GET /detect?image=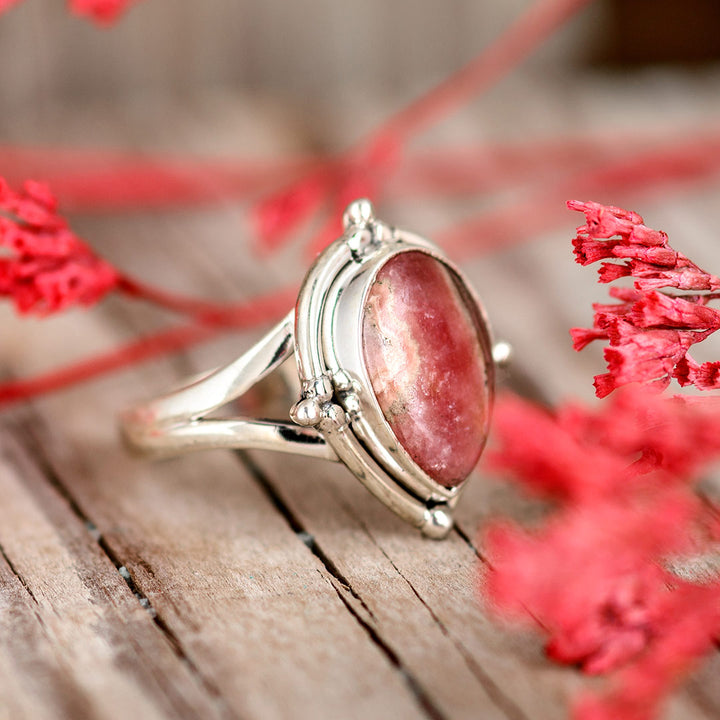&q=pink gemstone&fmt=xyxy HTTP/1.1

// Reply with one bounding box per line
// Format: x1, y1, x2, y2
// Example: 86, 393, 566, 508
362, 251, 489, 488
